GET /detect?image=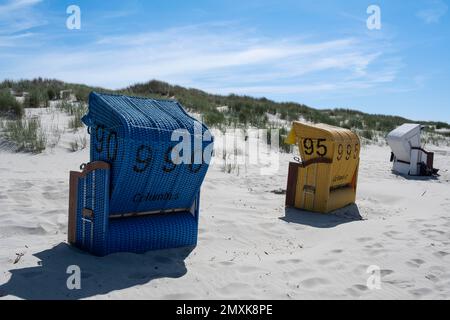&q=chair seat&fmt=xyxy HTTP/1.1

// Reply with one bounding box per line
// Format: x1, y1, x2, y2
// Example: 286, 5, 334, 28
104, 212, 198, 255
